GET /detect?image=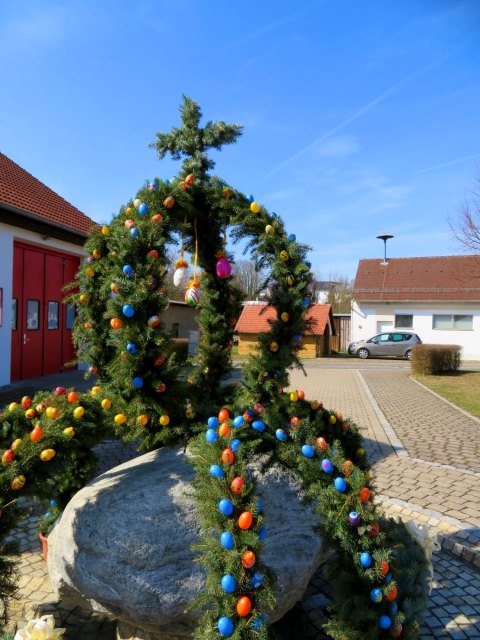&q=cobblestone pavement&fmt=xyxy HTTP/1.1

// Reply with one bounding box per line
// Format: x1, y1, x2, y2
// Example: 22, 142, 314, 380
2, 362, 480, 638
289, 363, 480, 639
